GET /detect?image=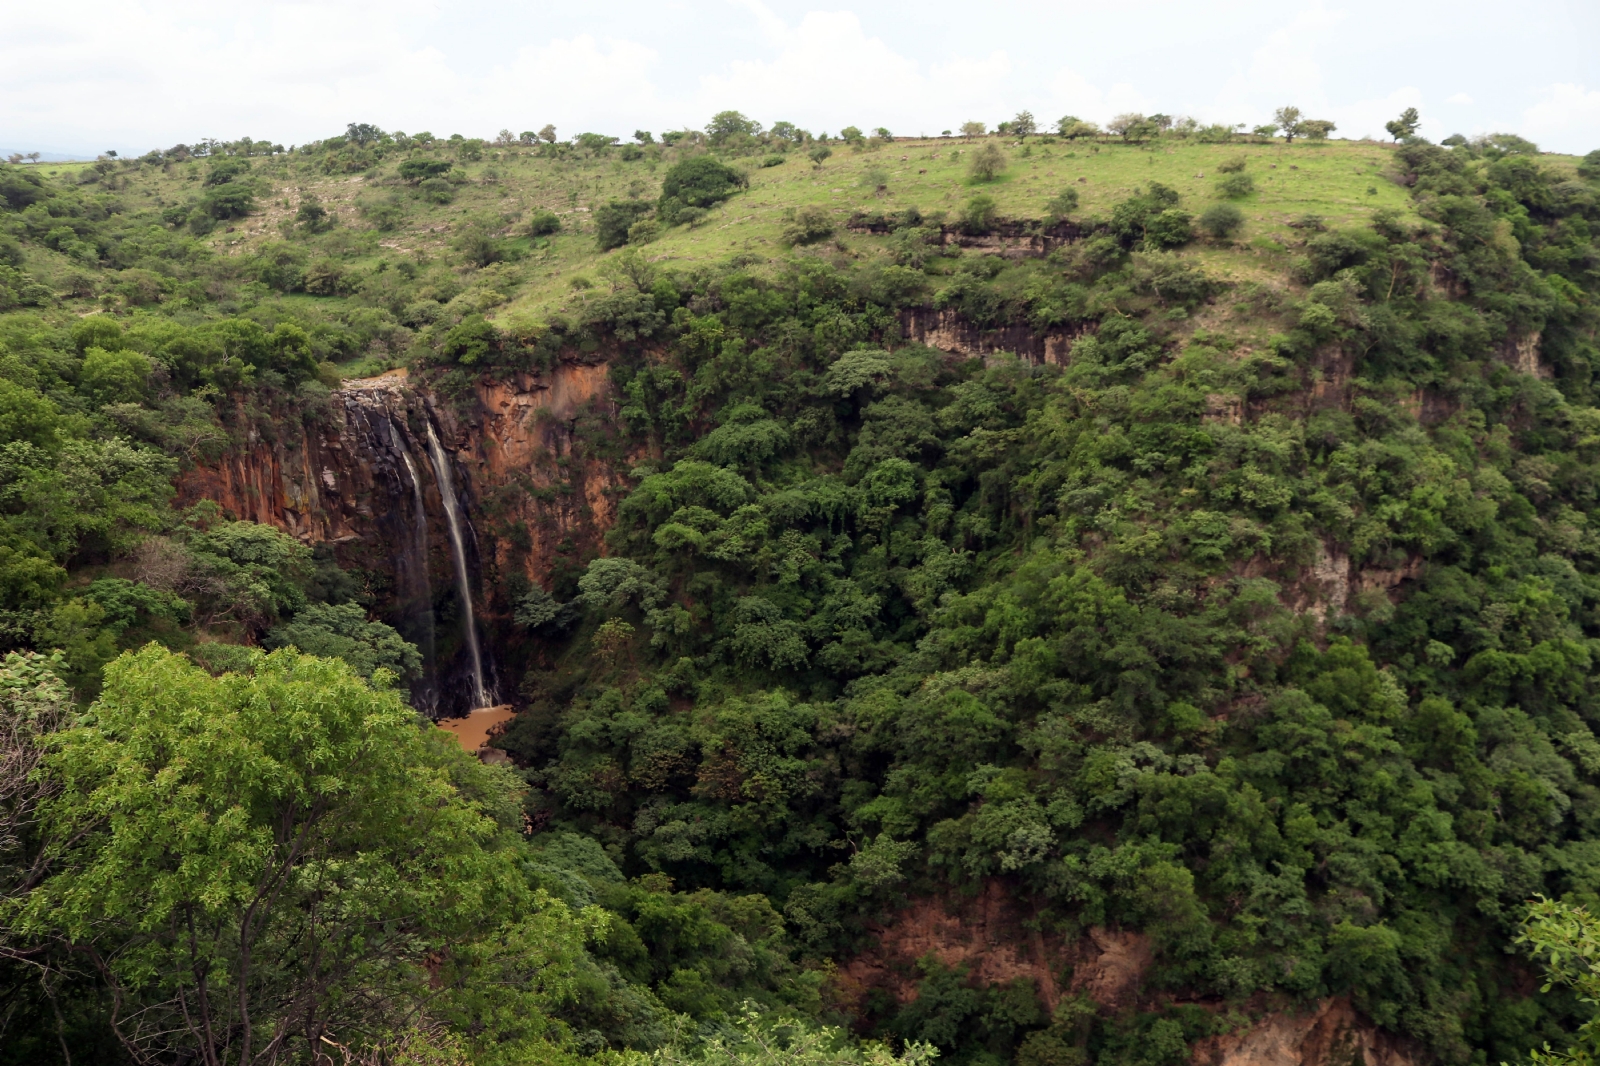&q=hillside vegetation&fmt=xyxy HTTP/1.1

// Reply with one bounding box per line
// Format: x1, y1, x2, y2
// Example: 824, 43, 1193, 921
4, 114, 1600, 1066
